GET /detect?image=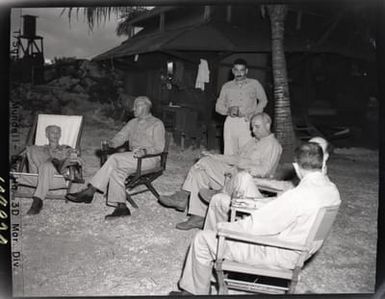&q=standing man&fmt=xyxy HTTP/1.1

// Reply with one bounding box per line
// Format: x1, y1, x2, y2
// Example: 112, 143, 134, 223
216, 58, 268, 155
66, 96, 165, 220
170, 142, 341, 295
